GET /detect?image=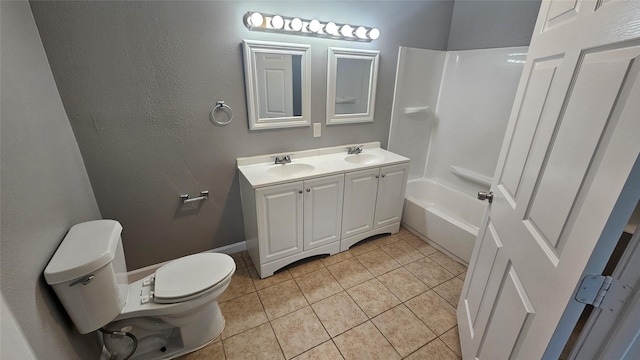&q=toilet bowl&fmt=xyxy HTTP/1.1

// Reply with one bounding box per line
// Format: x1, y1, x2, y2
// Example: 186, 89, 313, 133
44, 220, 236, 360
